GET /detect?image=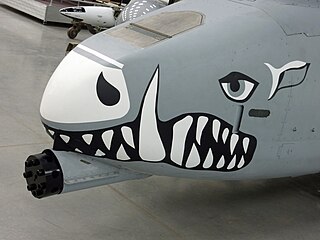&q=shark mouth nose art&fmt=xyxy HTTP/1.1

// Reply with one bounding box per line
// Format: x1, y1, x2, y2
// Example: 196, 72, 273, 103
46, 67, 257, 172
